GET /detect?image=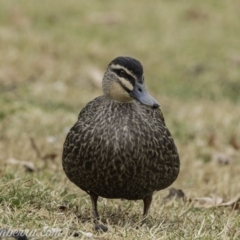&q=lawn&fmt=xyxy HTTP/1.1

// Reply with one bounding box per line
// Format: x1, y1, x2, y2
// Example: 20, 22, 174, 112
0, 0, 240, 239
